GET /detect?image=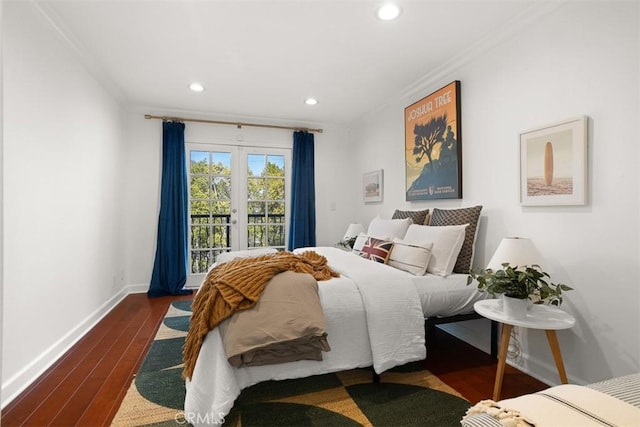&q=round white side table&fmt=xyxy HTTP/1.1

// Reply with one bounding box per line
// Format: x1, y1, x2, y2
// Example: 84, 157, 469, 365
474, 299, 576, 400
